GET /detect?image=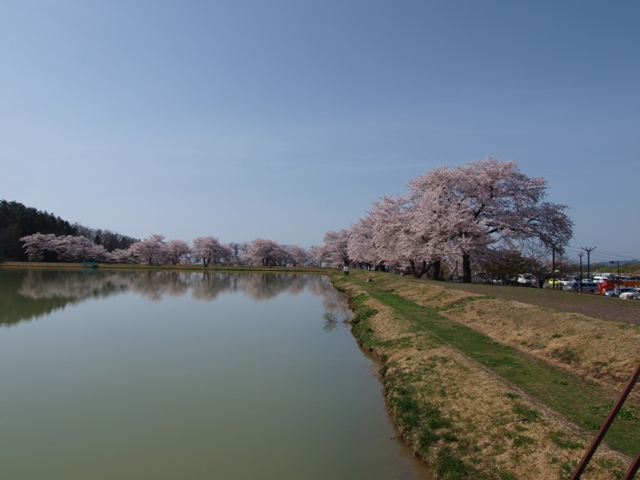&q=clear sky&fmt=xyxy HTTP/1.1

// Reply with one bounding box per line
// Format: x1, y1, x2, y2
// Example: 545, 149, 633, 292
2, 0, 639, 264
